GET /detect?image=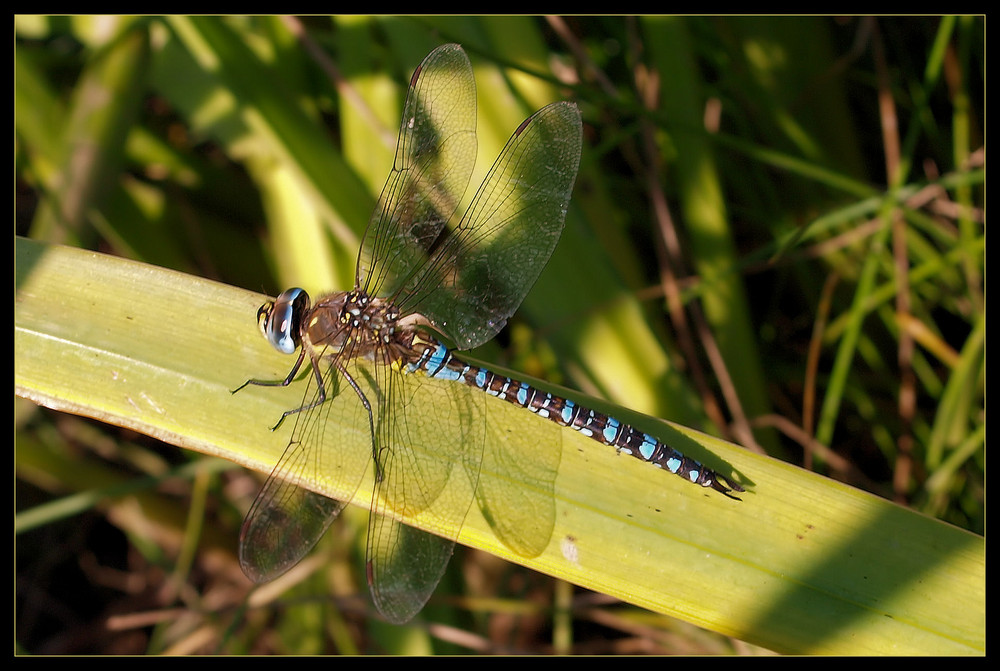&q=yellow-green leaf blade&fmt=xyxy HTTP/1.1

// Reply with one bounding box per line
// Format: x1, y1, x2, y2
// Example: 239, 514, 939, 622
15, 237, 984, 654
